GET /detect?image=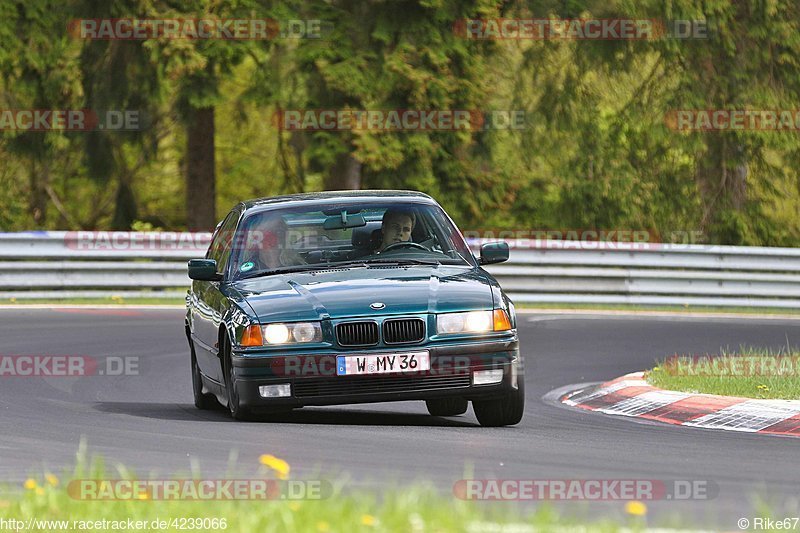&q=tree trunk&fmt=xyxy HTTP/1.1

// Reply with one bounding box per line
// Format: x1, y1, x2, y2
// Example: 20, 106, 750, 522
111, 152, 138, 230
112, 180, 138, 230
325, 151, 362, 190
697, 135, 749, 242
185, 107, 216, 230
28, 159, 48, 225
